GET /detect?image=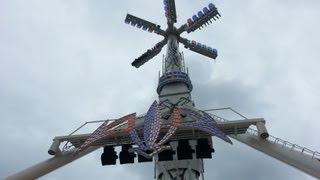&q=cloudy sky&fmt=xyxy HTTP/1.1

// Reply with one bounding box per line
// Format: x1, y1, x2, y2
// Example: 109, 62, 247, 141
1, 0, 320, 179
